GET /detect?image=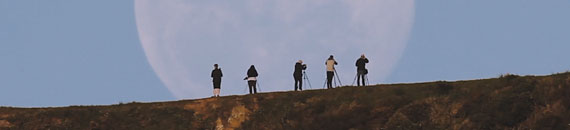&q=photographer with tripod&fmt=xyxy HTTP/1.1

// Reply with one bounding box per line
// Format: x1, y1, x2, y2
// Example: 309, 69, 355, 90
355, 54, 369, 86
244, 65, 259, 94
325, 55, 338, 89
293, 60, 307, 91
